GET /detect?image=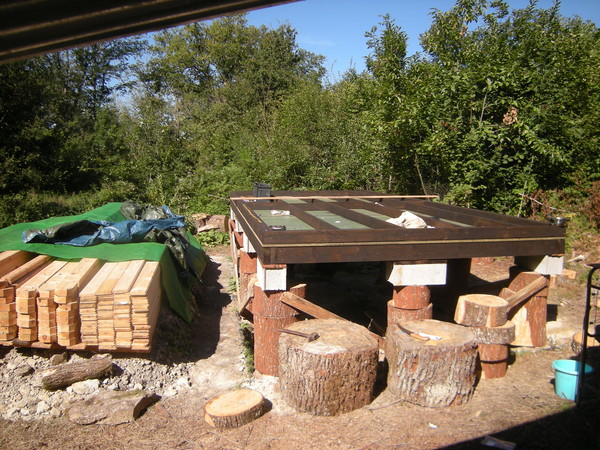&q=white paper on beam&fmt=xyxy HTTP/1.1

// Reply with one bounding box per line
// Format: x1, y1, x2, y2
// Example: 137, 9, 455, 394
257, 259, 287, 291
515, 255, 564, 276
386, 262, 447, 286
